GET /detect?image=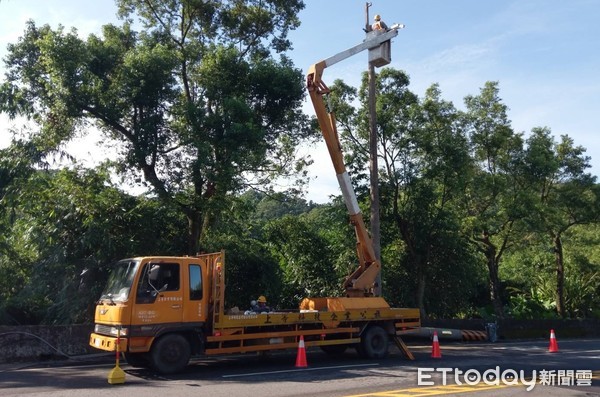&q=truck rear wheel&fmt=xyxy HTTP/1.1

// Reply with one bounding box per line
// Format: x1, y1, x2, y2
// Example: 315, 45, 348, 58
150, 334, 191, 374
357, 325, 389, 359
